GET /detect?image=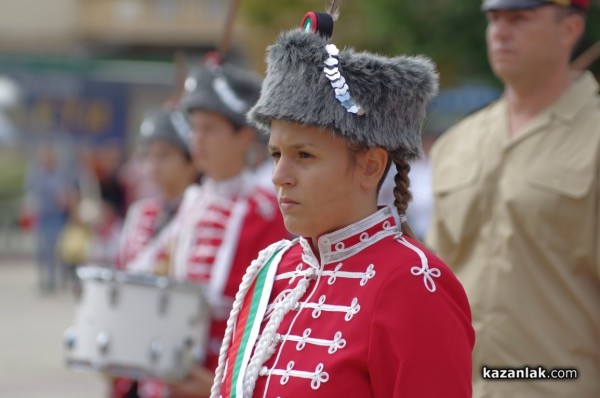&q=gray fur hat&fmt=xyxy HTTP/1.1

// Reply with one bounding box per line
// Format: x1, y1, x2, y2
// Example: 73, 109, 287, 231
181, 59, 263, 129
139, 107, 192, 158
248, 28, 439, 160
